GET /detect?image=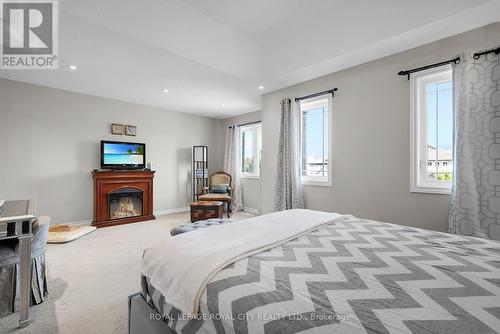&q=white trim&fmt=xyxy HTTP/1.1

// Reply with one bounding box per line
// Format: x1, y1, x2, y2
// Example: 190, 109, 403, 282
240, 123, 262, 178
241, 175, 259, 180
299, 94, 333, 186
243, 207, 259, 214
154, 207, 190, 216
410, 65, 452, 195
302, 180, 332, 187
410, 186, 451, 195
58, 219, 92, 226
